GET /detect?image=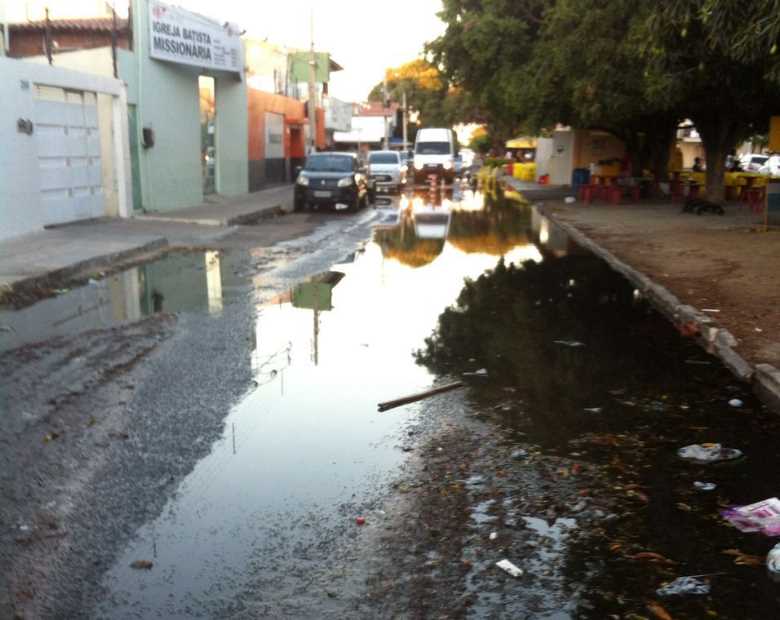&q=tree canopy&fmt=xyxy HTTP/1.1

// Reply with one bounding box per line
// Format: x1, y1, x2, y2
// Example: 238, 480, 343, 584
428, 0, 780, 199
367, 59, 468, 128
